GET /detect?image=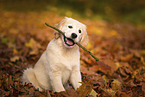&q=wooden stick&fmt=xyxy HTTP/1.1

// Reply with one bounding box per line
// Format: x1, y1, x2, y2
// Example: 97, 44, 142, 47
45, 23, 99, 61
